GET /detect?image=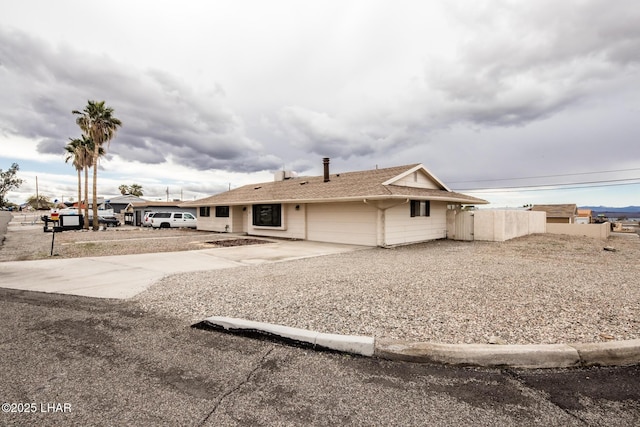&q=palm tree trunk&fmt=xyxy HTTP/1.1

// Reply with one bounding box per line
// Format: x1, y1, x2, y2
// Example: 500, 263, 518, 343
92, 147, 99, 230
76, 168, 81, 216
84, 166, 90, 230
